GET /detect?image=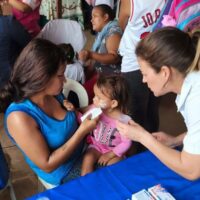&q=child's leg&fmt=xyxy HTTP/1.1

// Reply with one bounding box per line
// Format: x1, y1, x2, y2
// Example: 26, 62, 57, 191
81, 148, 101, 176
107, 156, 124, 166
